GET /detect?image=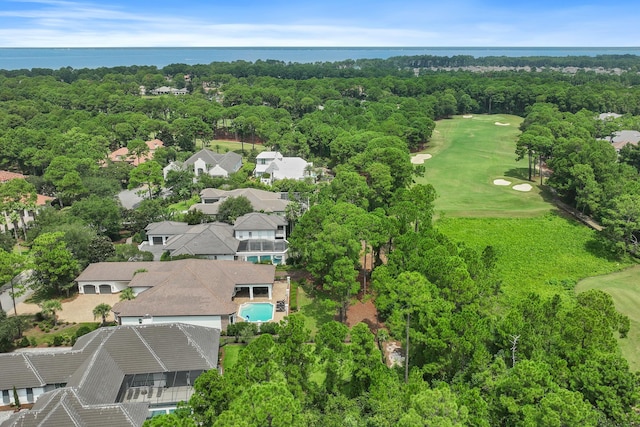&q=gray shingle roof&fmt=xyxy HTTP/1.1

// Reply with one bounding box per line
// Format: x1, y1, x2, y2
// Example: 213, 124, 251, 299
234, 212, 287, 231
0, 388, 148, 427
0, 323, 220, 401
164, 223, 238, 256
195, 188, 290, 214
183, 149, 242, 174
145, 221, 192, 235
